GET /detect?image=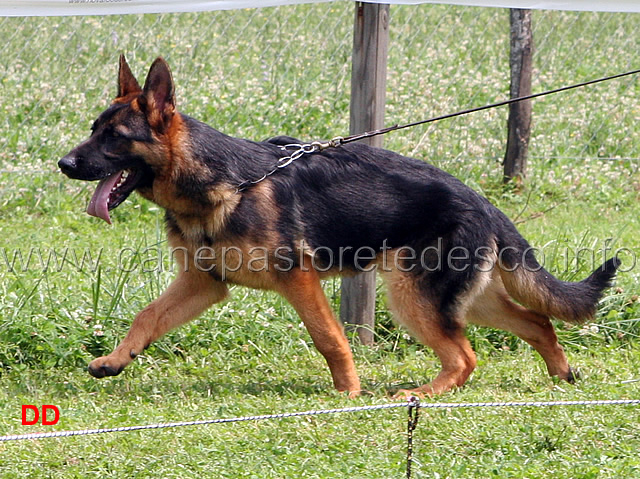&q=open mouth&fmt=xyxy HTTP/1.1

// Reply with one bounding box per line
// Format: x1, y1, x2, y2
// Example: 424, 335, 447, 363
87, 168, 143, 224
